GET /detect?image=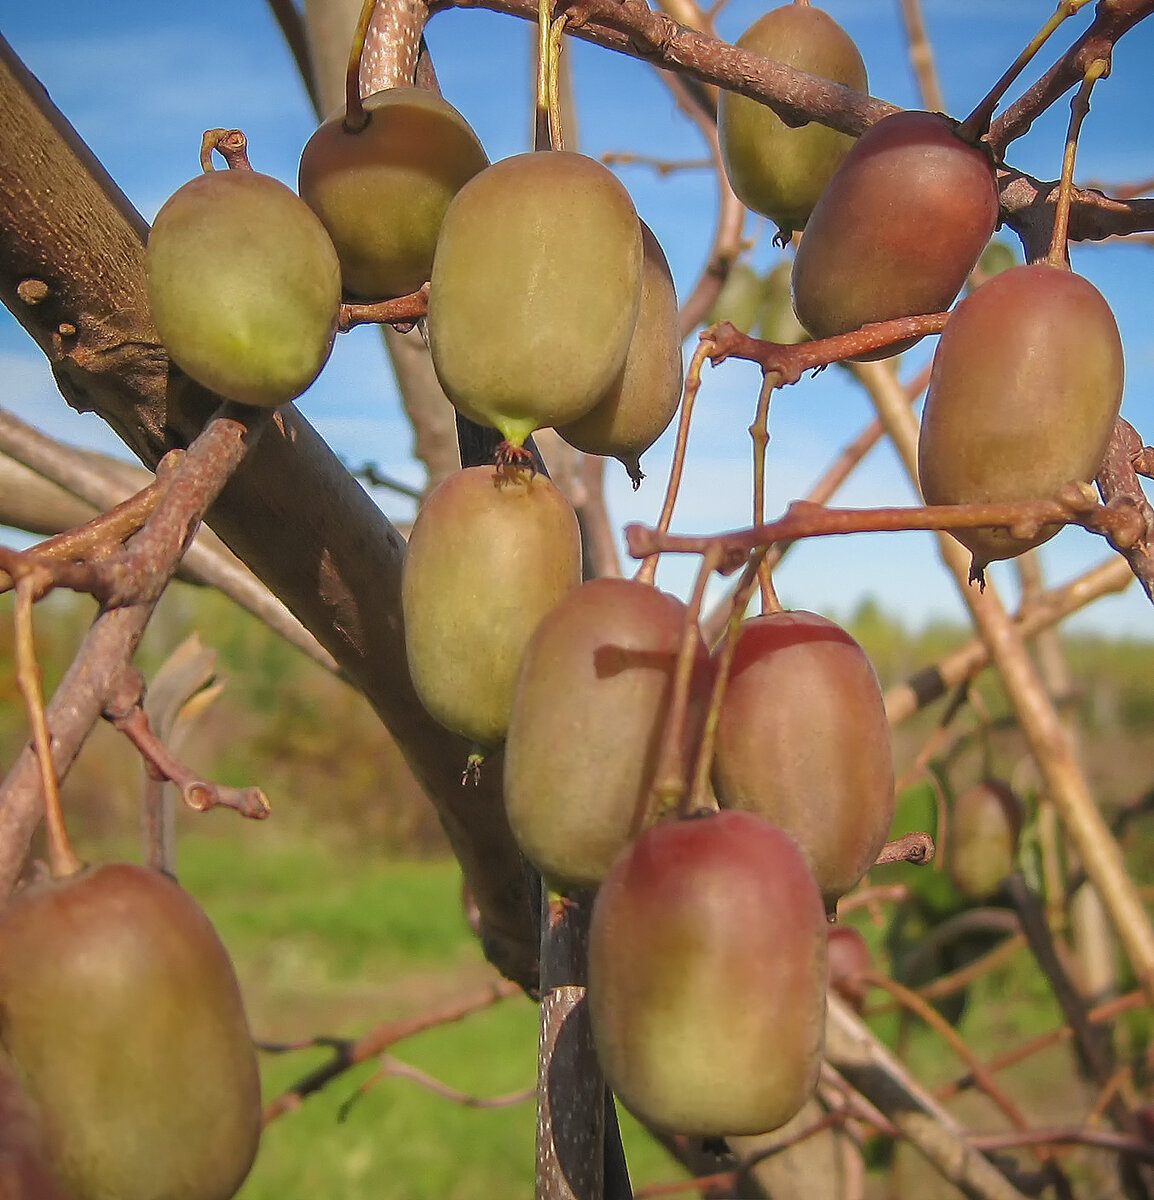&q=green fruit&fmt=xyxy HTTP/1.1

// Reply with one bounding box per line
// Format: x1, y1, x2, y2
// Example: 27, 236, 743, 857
758, 260, 809, 345
949, 780, 1024, 901
718, 2, 867, 237
0, 863, 261, 1200
589, 809, 828, 1136
148, 168, 341, 406
791, 110, 999, 359
402, 464, 582, 749
556, 223, 683, 484
298, 87, 488, 299
428, 151, 644, 447
712, 611, 895, 909
706, 261, 765, 334
504, 578, 711, 892
917, 263, 1124, 570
